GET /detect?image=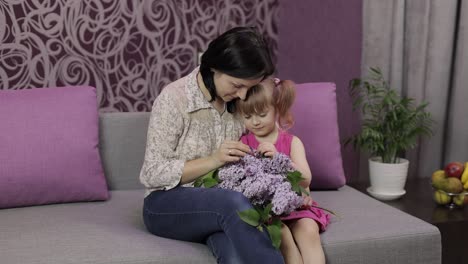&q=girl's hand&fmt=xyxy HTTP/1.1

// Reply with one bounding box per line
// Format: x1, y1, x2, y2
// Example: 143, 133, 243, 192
257, 142, 277, 157
210, 140, 251, 167
302, 193, 313, 207
291, 161, 298, 170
